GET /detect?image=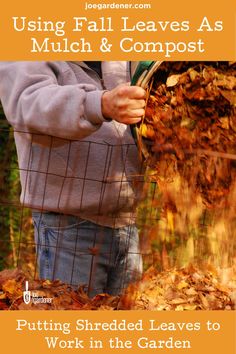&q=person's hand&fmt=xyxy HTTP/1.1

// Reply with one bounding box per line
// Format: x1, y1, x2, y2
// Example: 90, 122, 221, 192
101, 83, 146, 125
